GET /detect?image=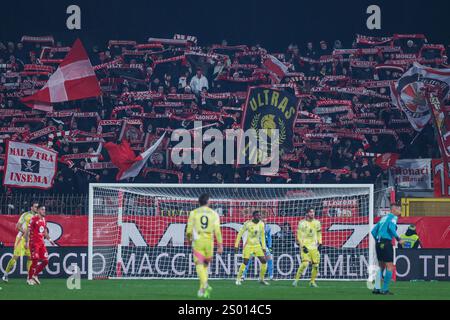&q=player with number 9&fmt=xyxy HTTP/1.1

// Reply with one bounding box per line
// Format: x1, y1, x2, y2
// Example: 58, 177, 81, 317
186, 193, 223, 298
